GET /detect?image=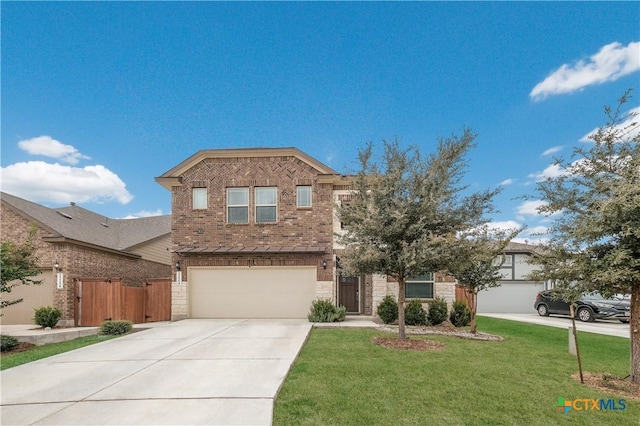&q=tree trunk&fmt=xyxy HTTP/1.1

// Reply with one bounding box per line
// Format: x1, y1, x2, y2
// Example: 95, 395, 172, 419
631, 284, 640, 383
470, 290, 478, 334
398, 277, 406, 340
569, 304, 584, 384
